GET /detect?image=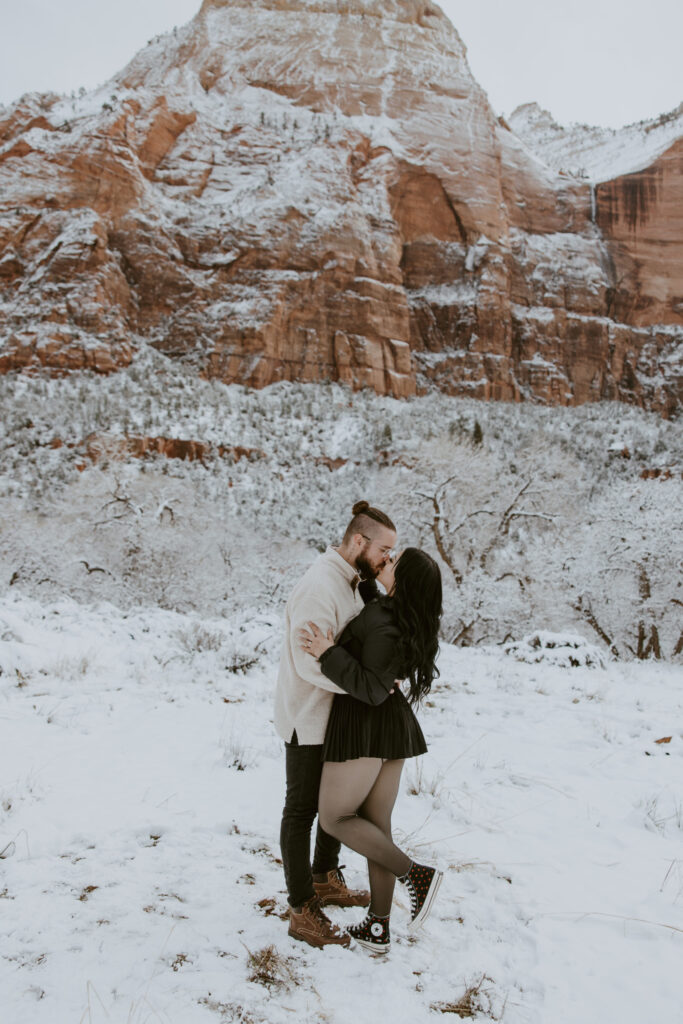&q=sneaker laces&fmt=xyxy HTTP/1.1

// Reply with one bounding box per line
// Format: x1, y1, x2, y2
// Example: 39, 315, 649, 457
349, 913, 389, 941
347, 914, 368, 935
401, 867, 419, 915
